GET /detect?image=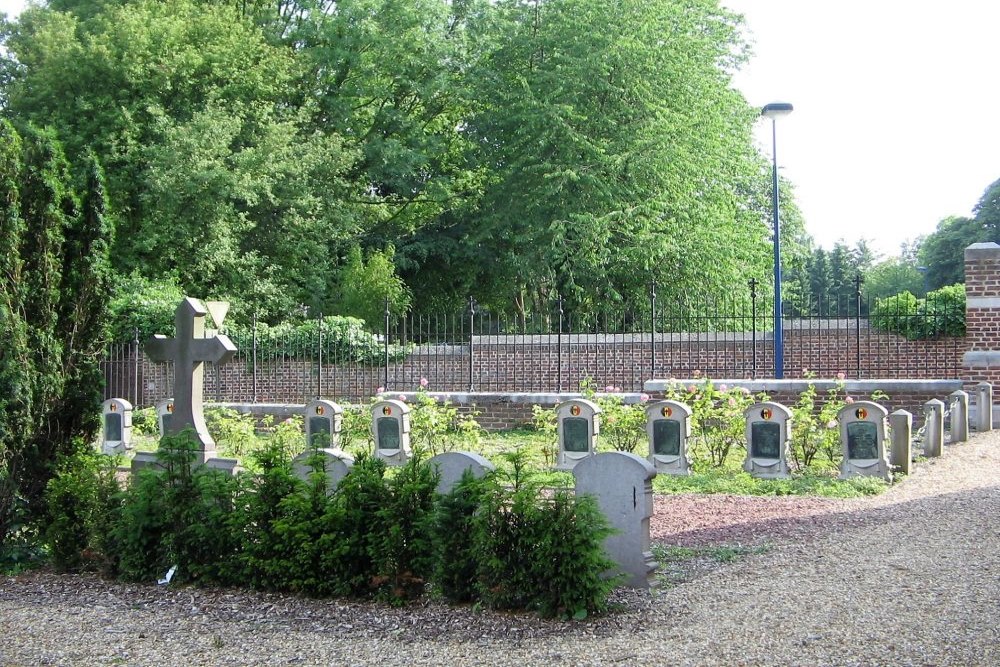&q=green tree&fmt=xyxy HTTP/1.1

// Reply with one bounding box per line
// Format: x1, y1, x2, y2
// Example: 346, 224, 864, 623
918, 215, 985, 290
332, 244, 412, 328
0, 123, 113, 548
975, 177, 1000, 241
